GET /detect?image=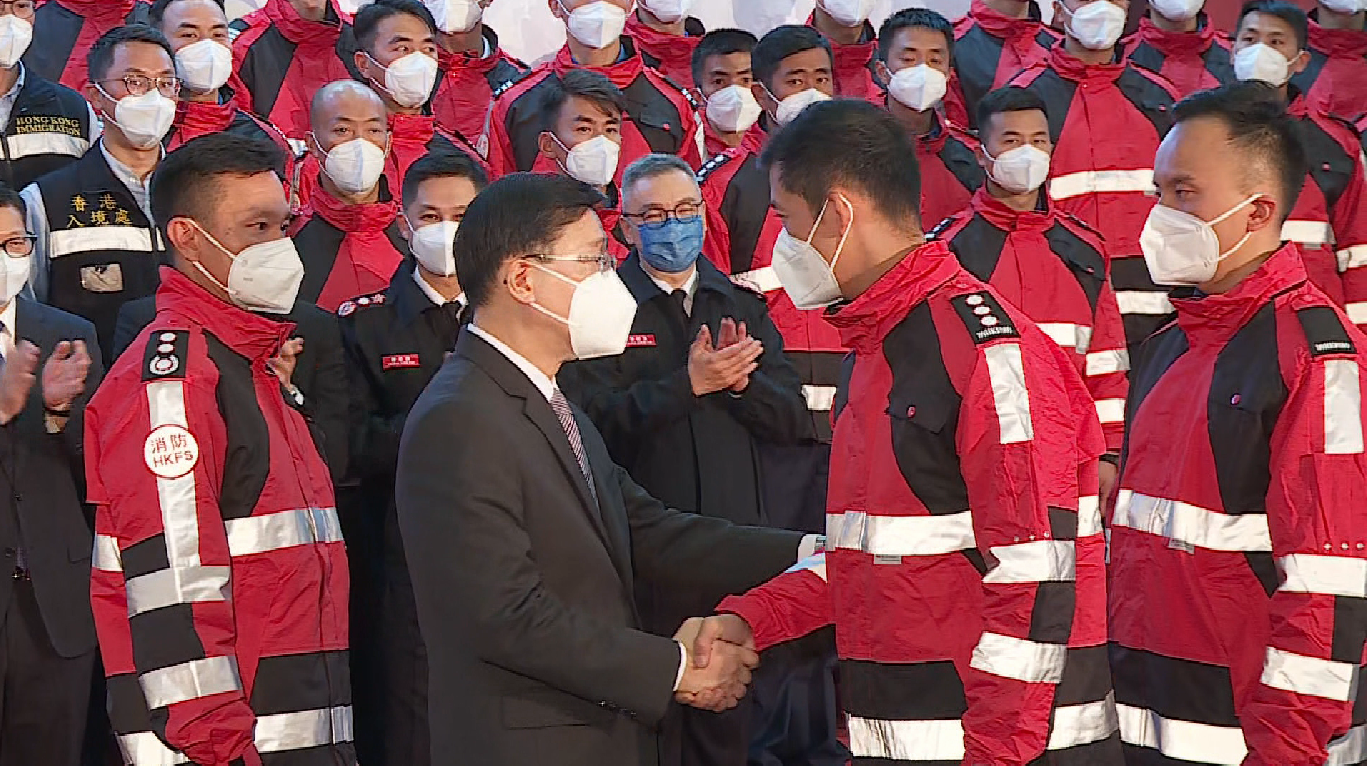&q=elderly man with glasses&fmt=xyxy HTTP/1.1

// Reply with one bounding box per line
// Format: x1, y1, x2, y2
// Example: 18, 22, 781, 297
20, 24, 177, 360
